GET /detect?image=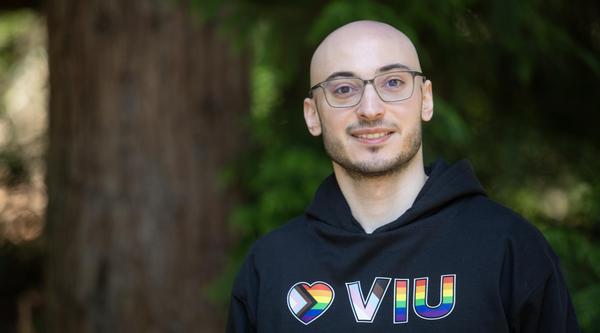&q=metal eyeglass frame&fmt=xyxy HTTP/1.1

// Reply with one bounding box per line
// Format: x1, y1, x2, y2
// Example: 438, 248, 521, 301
308, 70, 426, 108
